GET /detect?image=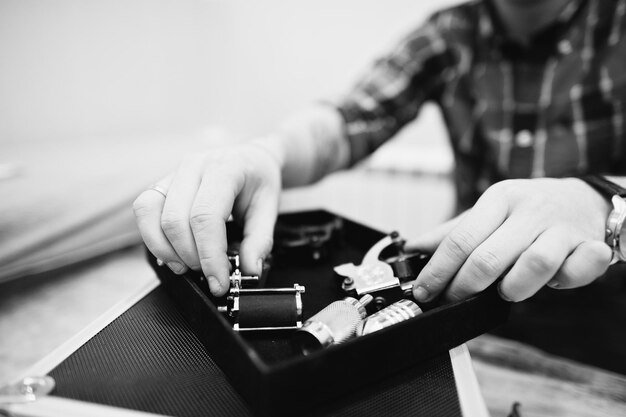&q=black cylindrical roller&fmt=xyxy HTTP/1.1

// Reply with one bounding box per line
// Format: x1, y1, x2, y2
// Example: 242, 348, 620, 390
238, 293, 299, 329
